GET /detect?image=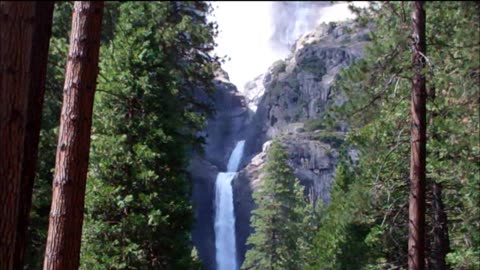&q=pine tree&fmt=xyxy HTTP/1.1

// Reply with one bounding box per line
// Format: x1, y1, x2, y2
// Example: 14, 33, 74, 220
310, 1, 479, 269
242, 140, 309, 270
24, 2, 121, 268
408, 2, 427, 269
14, 3, 55, 268
0, 2, 36, 269
79, 2, 218, 269
43, 2, 104, 269
308, 159, 374, 270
